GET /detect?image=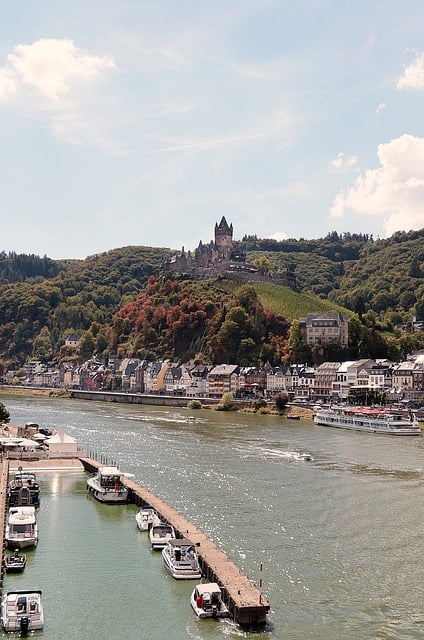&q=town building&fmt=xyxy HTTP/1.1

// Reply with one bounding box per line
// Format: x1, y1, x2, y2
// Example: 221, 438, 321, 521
299, 312, 349, 348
